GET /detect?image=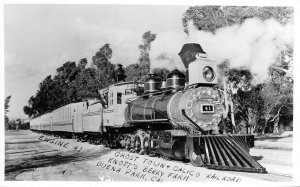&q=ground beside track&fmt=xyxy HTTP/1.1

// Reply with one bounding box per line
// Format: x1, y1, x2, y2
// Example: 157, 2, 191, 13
4, 130, 293, 182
